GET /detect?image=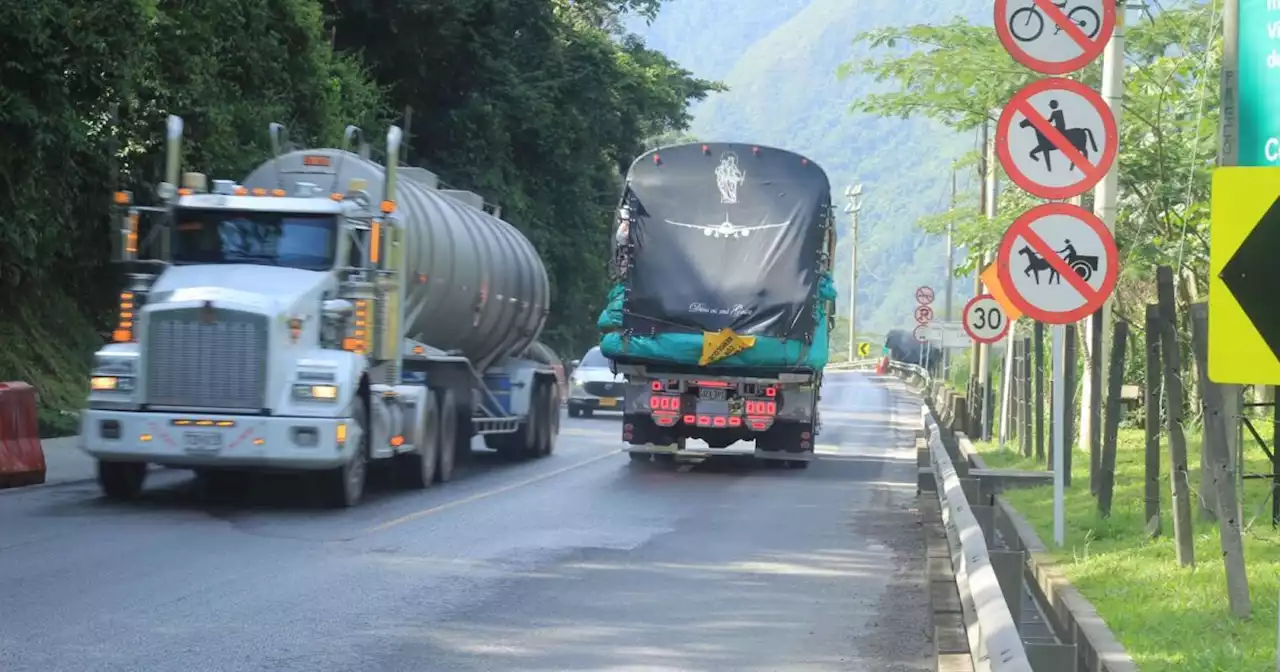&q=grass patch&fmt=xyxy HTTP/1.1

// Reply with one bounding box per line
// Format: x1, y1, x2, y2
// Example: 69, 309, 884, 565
973, 428, 1280, 671
0, 290, 100, 437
